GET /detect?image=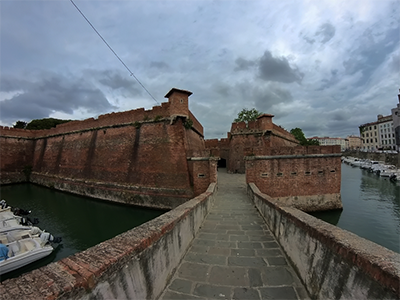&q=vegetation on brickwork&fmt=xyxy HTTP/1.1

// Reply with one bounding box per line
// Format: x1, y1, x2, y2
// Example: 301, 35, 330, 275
143, 115, 149, 121
290, 128, 320, 146
234, 108, 263, 123
23, 165, 32, 181
184, 118, 193, 129
133, 121, 141, 128
16, 118, 72, 130
154, 115, 163, 122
